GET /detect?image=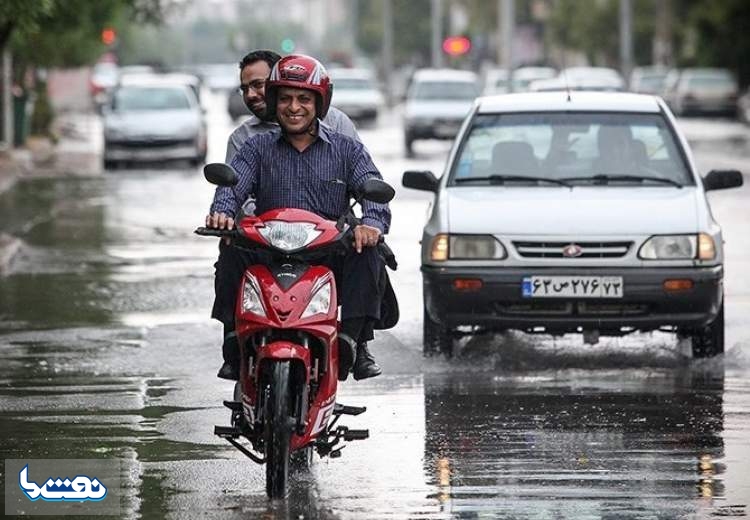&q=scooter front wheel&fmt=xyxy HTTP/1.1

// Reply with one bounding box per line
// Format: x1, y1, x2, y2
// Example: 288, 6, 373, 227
264, 361, 293, 499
